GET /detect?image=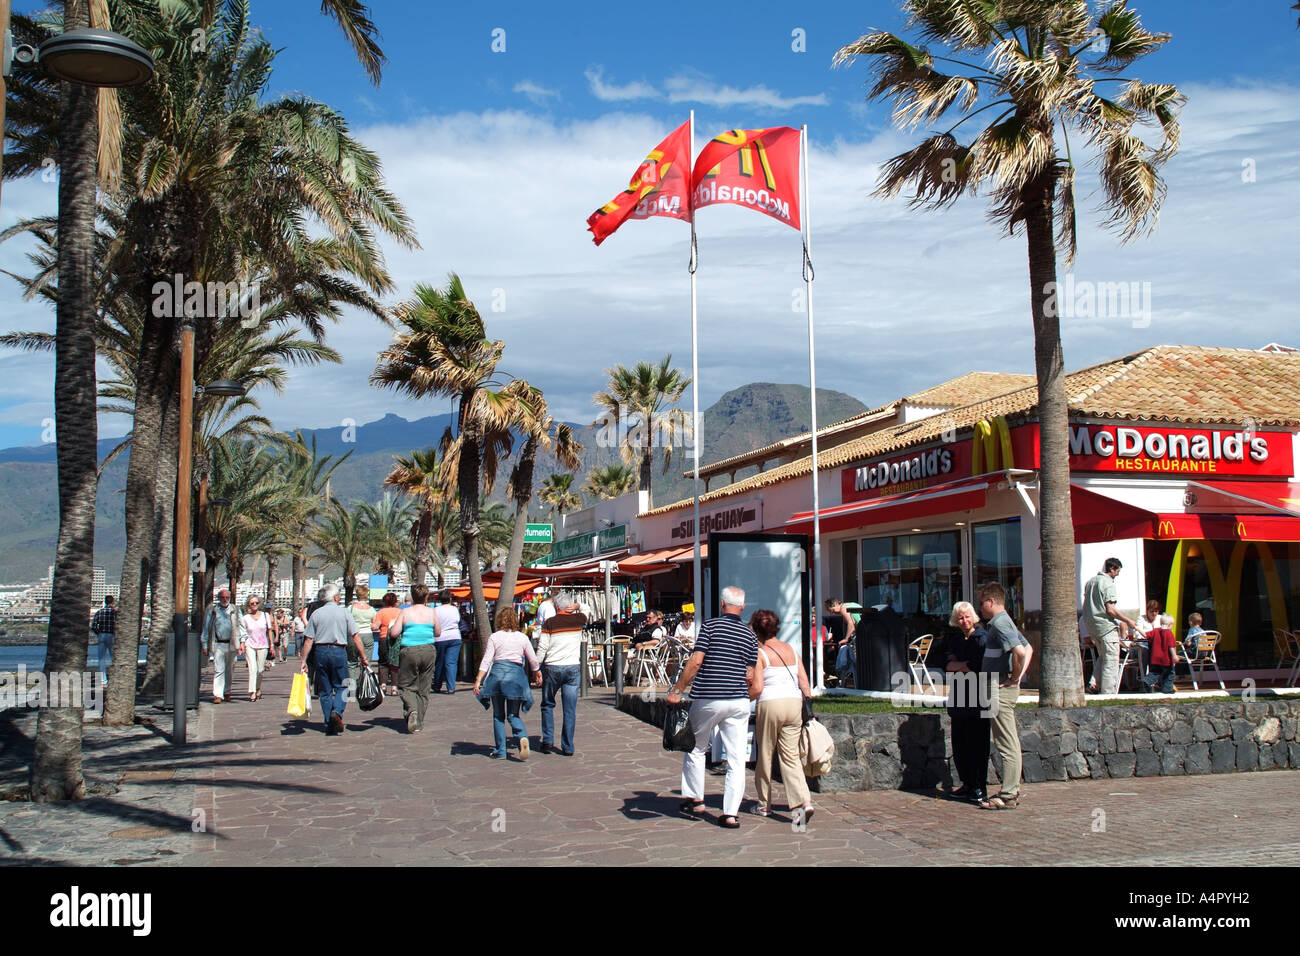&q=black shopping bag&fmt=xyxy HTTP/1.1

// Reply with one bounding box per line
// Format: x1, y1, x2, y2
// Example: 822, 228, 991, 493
662, 701, 695, 752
